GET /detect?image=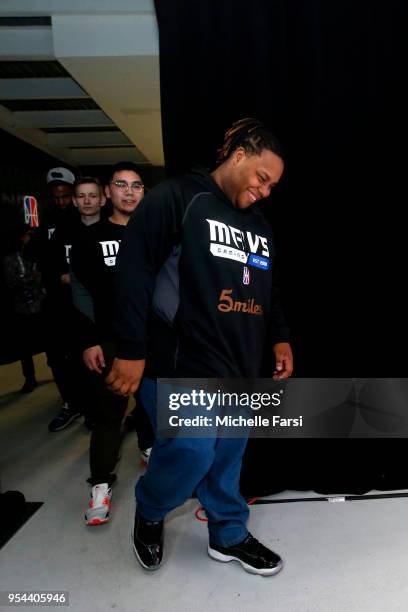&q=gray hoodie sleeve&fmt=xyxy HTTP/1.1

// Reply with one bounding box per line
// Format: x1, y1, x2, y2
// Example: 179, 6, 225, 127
113, 180, 186, 360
